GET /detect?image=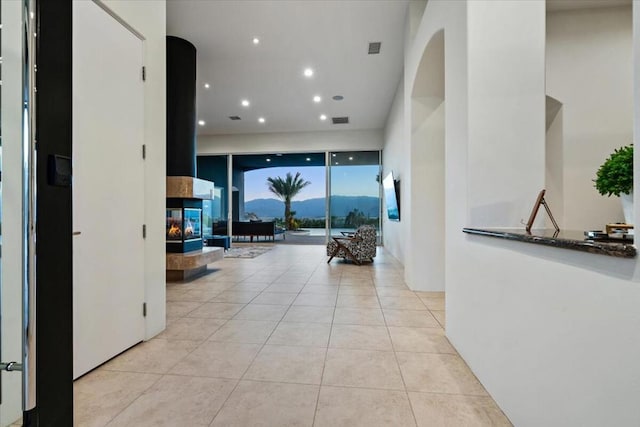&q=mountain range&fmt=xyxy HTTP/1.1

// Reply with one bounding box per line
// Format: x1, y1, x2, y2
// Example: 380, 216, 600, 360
245, 196, 379, 219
